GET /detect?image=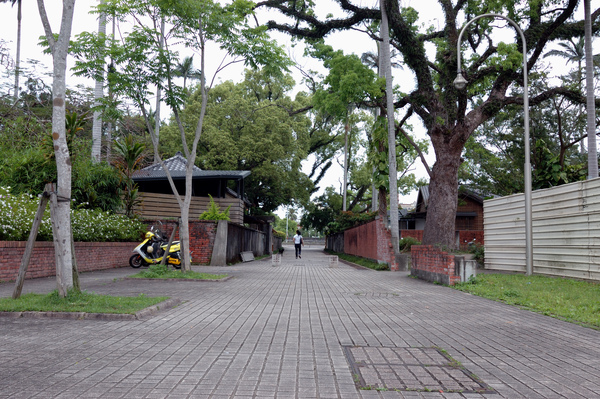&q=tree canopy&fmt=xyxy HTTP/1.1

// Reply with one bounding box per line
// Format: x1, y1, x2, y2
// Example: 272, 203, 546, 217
258, 0, 600, 247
